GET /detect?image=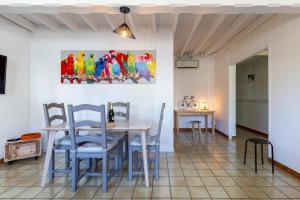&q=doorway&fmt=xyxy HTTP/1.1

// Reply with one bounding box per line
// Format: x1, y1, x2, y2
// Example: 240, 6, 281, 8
229, 49, 269, 139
